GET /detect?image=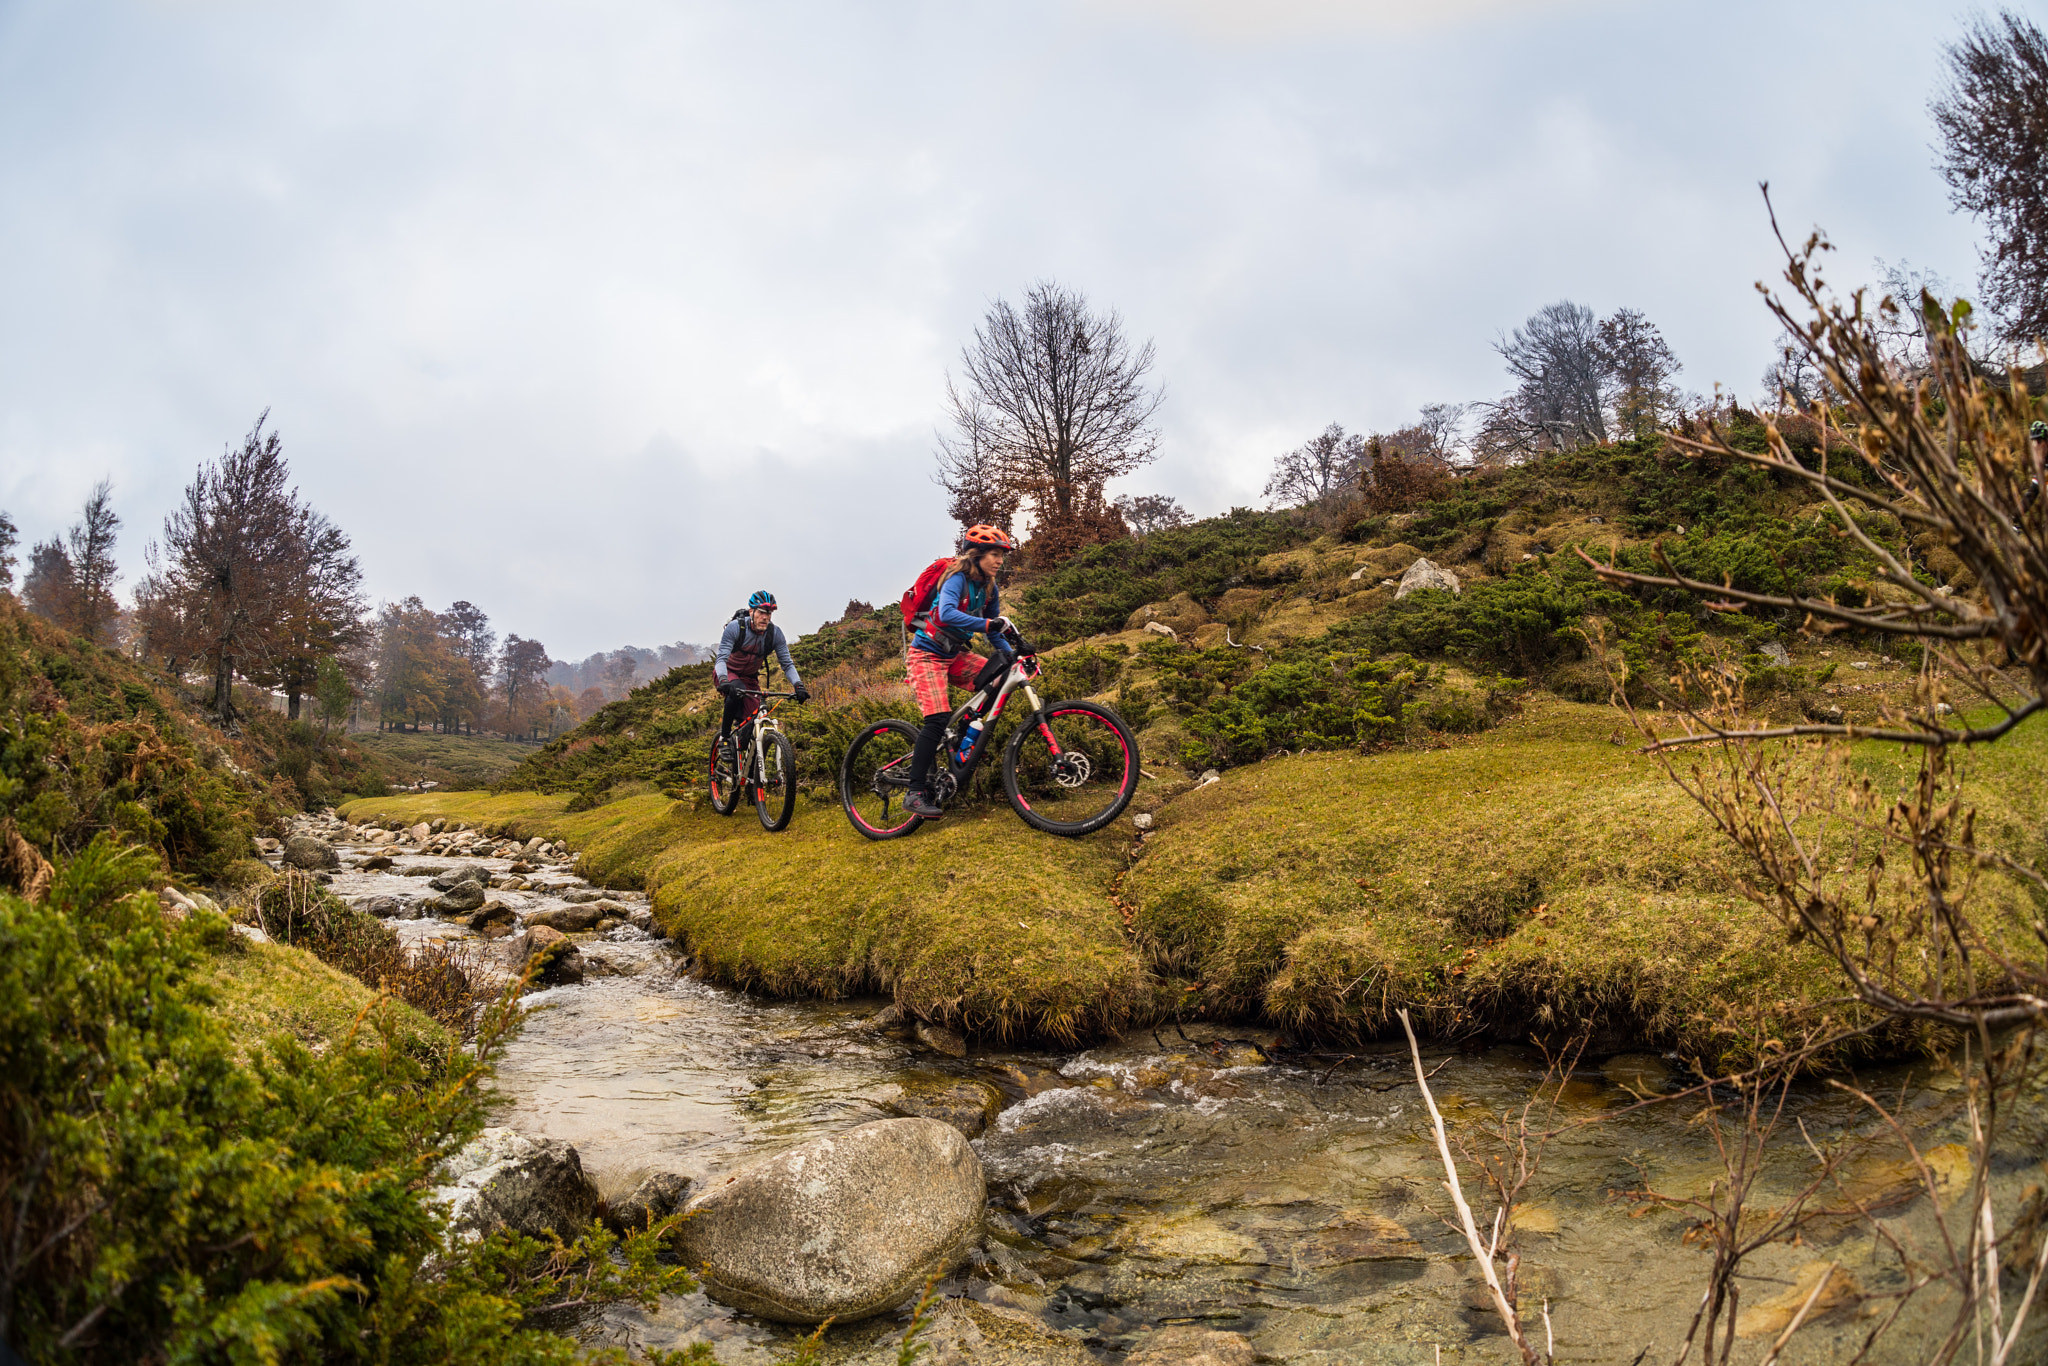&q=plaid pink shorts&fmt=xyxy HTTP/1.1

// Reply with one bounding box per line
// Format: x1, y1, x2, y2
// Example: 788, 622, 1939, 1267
906, 646, 987, 717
